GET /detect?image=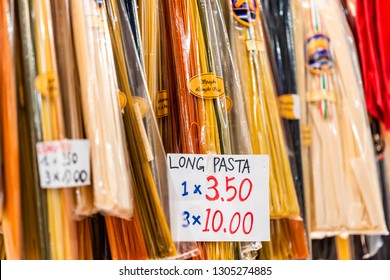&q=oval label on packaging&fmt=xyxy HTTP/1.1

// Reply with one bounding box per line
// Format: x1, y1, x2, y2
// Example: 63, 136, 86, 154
188, 73, 225, 99
305, 33, 334, 74
156, 90, 169, 118
132, 96, 149, 118
118, 91, 128, 110
34, 72, 59, 97
231, 0, 260, 27
225, 96, 233, 112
